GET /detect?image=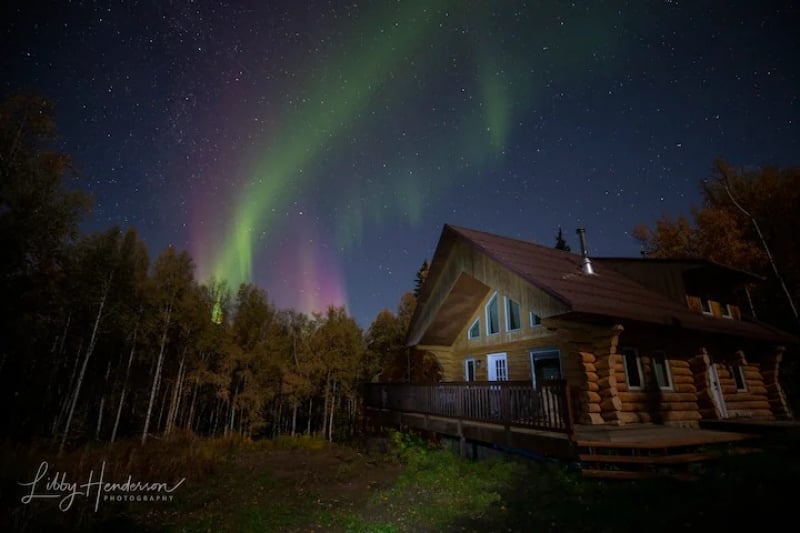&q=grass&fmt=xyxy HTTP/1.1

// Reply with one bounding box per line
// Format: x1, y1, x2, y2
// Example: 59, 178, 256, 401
2, 430, 800, 532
